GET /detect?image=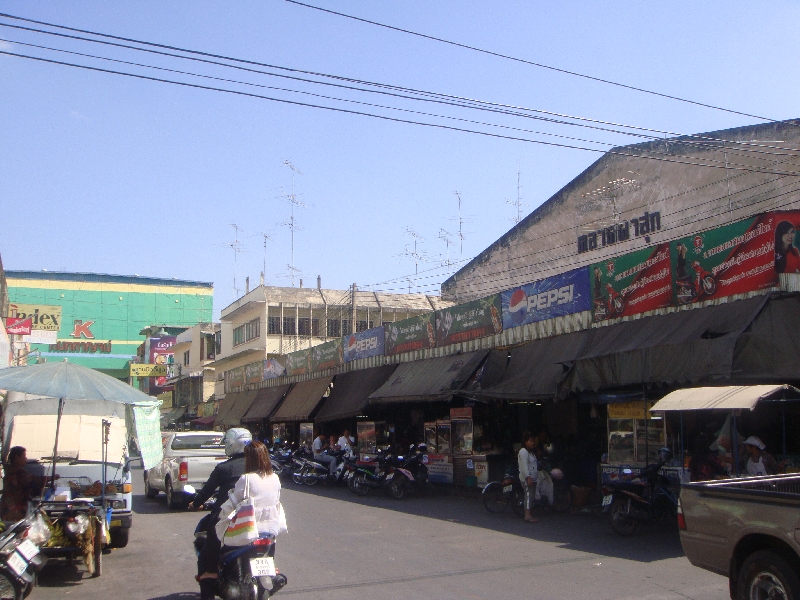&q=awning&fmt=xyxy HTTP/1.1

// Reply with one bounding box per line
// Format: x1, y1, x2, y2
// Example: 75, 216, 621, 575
368, 351, 489, 404
315, 365, 398, 423
160, 406, 187, 427
649, 385, 800, 412
559, 296, 768, 395
218, 390, 260, 428
733, 295, 800, 381
271, 377, 332, 423
192, 415, 217, 426
213, 394, 236, 427
241, 385, 292, 423
470, 330, 592, 400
